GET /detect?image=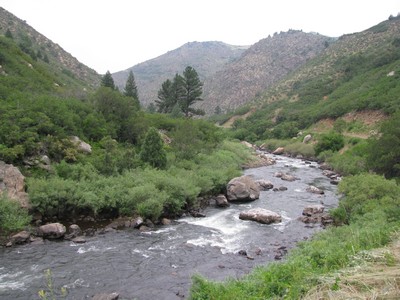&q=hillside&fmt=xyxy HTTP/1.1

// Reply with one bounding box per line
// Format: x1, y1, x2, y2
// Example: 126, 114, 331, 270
225, 15, 400, 141
200, 30, 334, 113
0, 7, 100, 94
112, 41, 247, 107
